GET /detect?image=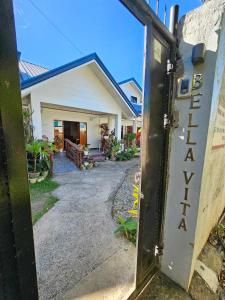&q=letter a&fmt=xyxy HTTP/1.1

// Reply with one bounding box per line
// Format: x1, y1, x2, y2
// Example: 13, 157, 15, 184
184, 148, 195, 161
178, 218, 187, 231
